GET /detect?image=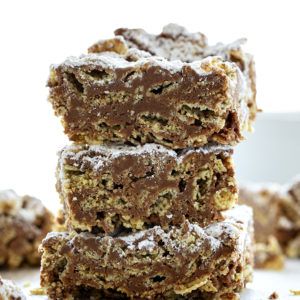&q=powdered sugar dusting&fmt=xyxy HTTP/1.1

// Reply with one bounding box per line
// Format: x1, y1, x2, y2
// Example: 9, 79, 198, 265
59, 143, 232, 175
138, 238, 156, 251
0, 189, 22, 214
115, 205, 252, 254
0, 190, 46, 223
206, 205, 253, 252
57, 50, 185, 75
